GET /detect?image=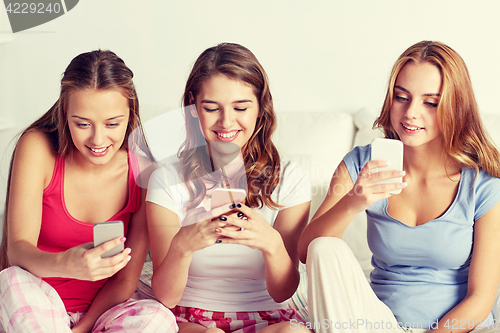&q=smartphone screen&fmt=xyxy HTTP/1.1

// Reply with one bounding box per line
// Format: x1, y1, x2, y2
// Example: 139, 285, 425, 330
93, 221, 124, 258
371, 138, 404, 194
